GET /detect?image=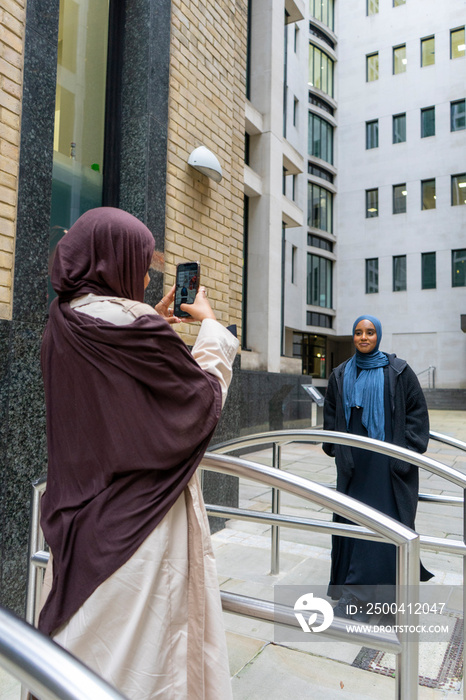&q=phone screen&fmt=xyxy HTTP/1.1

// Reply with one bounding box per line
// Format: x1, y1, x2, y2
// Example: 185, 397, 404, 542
174, 262, 200, 317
